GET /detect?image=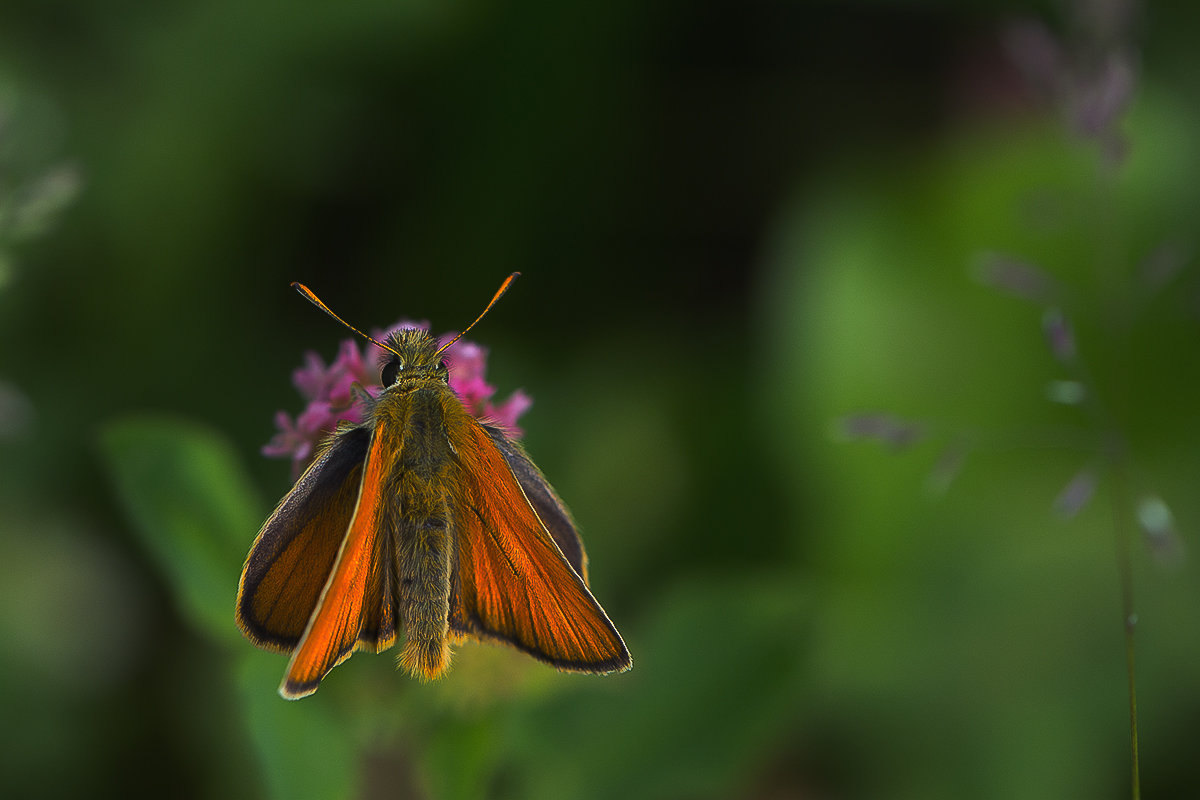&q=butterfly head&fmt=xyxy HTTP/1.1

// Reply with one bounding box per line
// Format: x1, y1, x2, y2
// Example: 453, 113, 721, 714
380, 329, 449, 388
291, 274, 519, 392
